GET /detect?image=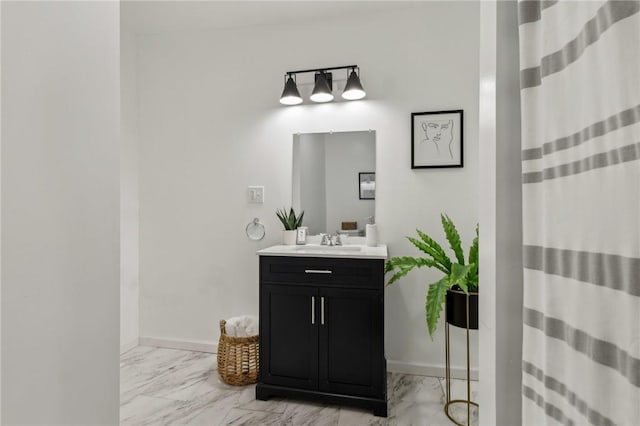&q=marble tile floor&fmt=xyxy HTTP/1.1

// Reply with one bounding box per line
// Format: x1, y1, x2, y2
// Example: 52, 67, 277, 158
121, 346, 478, 426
